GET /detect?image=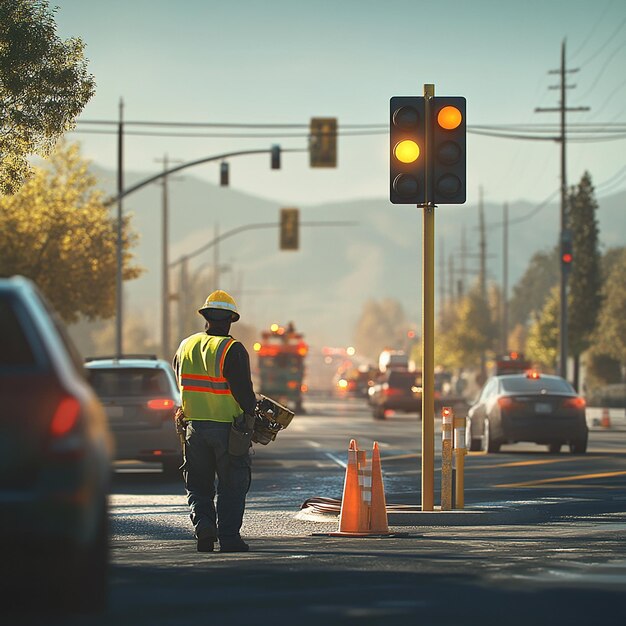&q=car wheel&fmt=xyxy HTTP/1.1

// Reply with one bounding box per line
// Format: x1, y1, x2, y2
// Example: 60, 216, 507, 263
569, 438, 587, 454
483, 419, 501, 453
548, 442, 562, 453
466, 417, 482, 452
